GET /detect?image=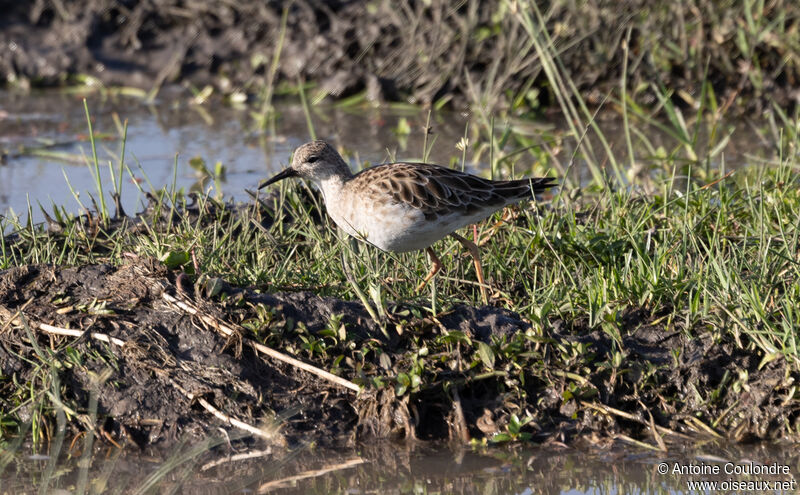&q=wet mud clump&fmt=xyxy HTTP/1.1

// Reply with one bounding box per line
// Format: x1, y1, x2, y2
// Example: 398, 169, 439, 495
1, 259, 798, 450
0, 262, 357, 449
